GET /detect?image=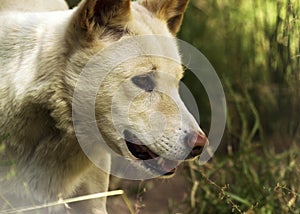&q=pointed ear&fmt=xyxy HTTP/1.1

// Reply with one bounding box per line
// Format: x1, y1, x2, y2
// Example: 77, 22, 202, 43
71, 0, 131, 40
138, 0, 189, 35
